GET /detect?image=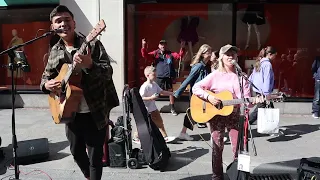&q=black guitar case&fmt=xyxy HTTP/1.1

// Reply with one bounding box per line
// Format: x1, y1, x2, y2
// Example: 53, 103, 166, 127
129, 87, 171, 171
